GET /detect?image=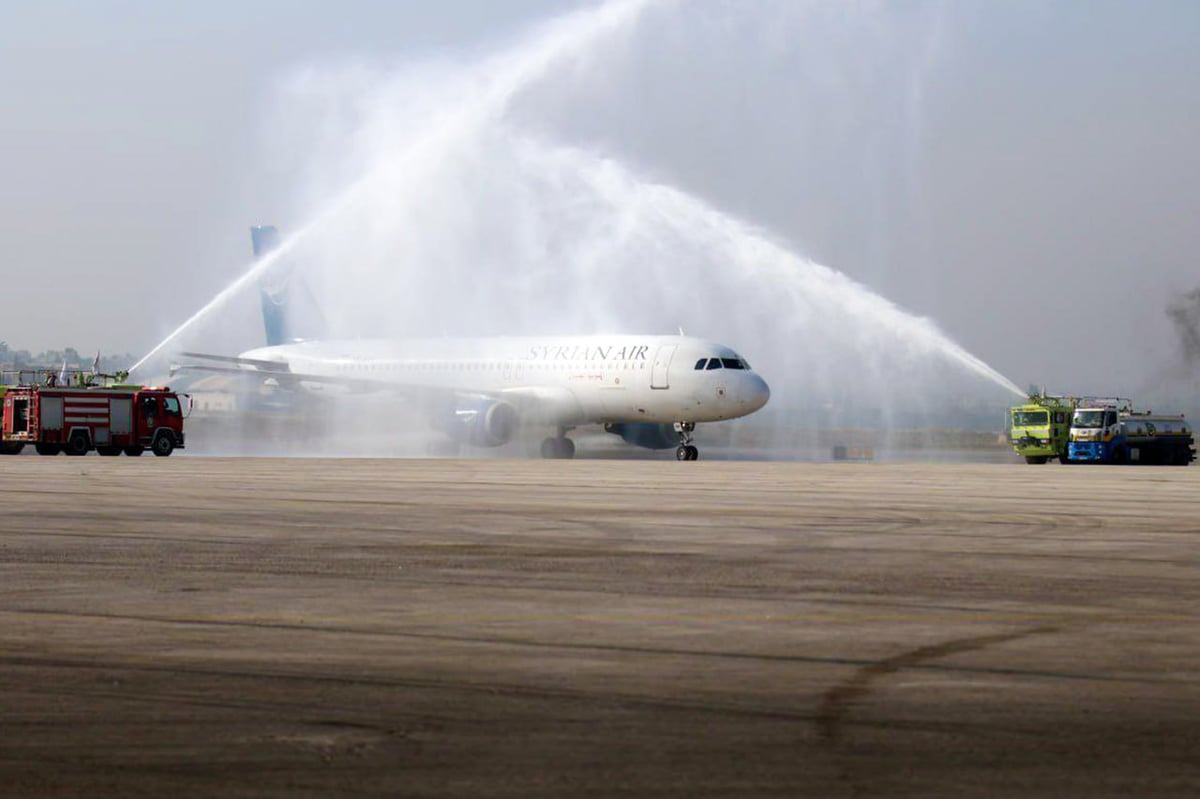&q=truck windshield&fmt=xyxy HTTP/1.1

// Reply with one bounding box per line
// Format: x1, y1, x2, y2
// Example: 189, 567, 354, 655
1012, 410, 1048, 427
1073, 410, 1105, 428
